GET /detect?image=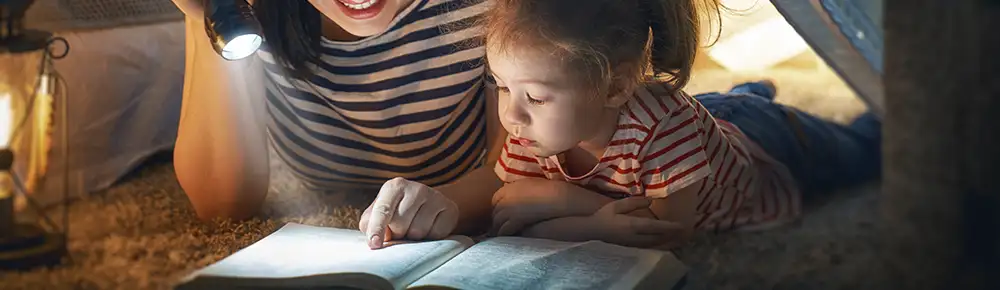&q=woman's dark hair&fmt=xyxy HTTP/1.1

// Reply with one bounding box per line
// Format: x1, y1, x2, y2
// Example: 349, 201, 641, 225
254, 0, 324, 79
